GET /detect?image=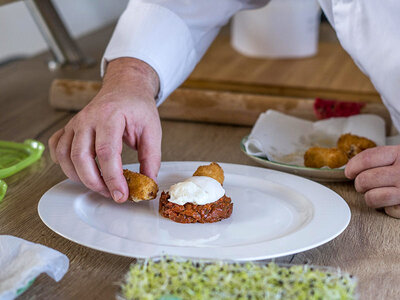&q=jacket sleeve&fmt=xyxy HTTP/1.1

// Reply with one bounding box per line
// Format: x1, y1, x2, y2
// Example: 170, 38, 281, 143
319, 0, 400, 130
102, 0, 269, 105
